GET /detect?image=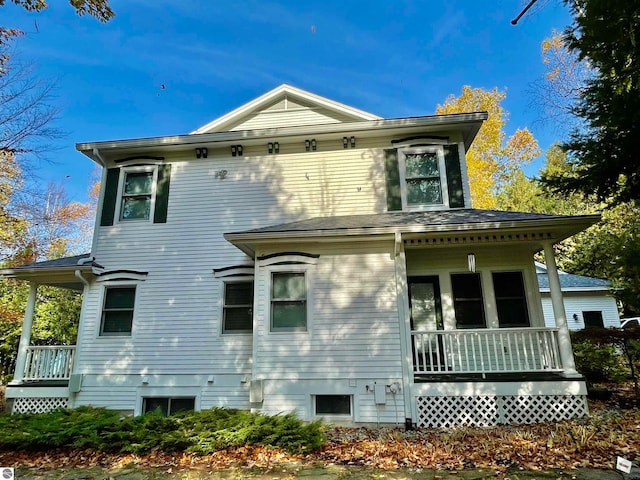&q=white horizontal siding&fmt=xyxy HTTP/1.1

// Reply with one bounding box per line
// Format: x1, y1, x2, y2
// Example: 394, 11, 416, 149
253, 250, 402, 381
541, 293, 620, 330
231, 108, 354, 131
78, 148, 386, 382
259, 379, 404, 423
